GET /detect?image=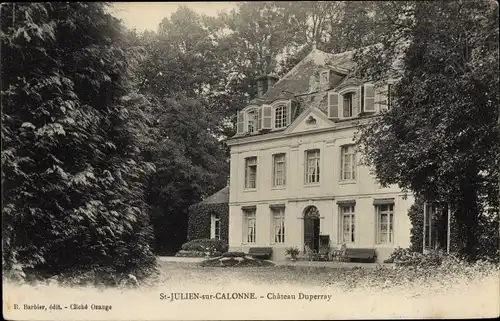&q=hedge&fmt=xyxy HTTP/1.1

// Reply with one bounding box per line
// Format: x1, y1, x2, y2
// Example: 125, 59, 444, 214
187, 203, 228, 241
